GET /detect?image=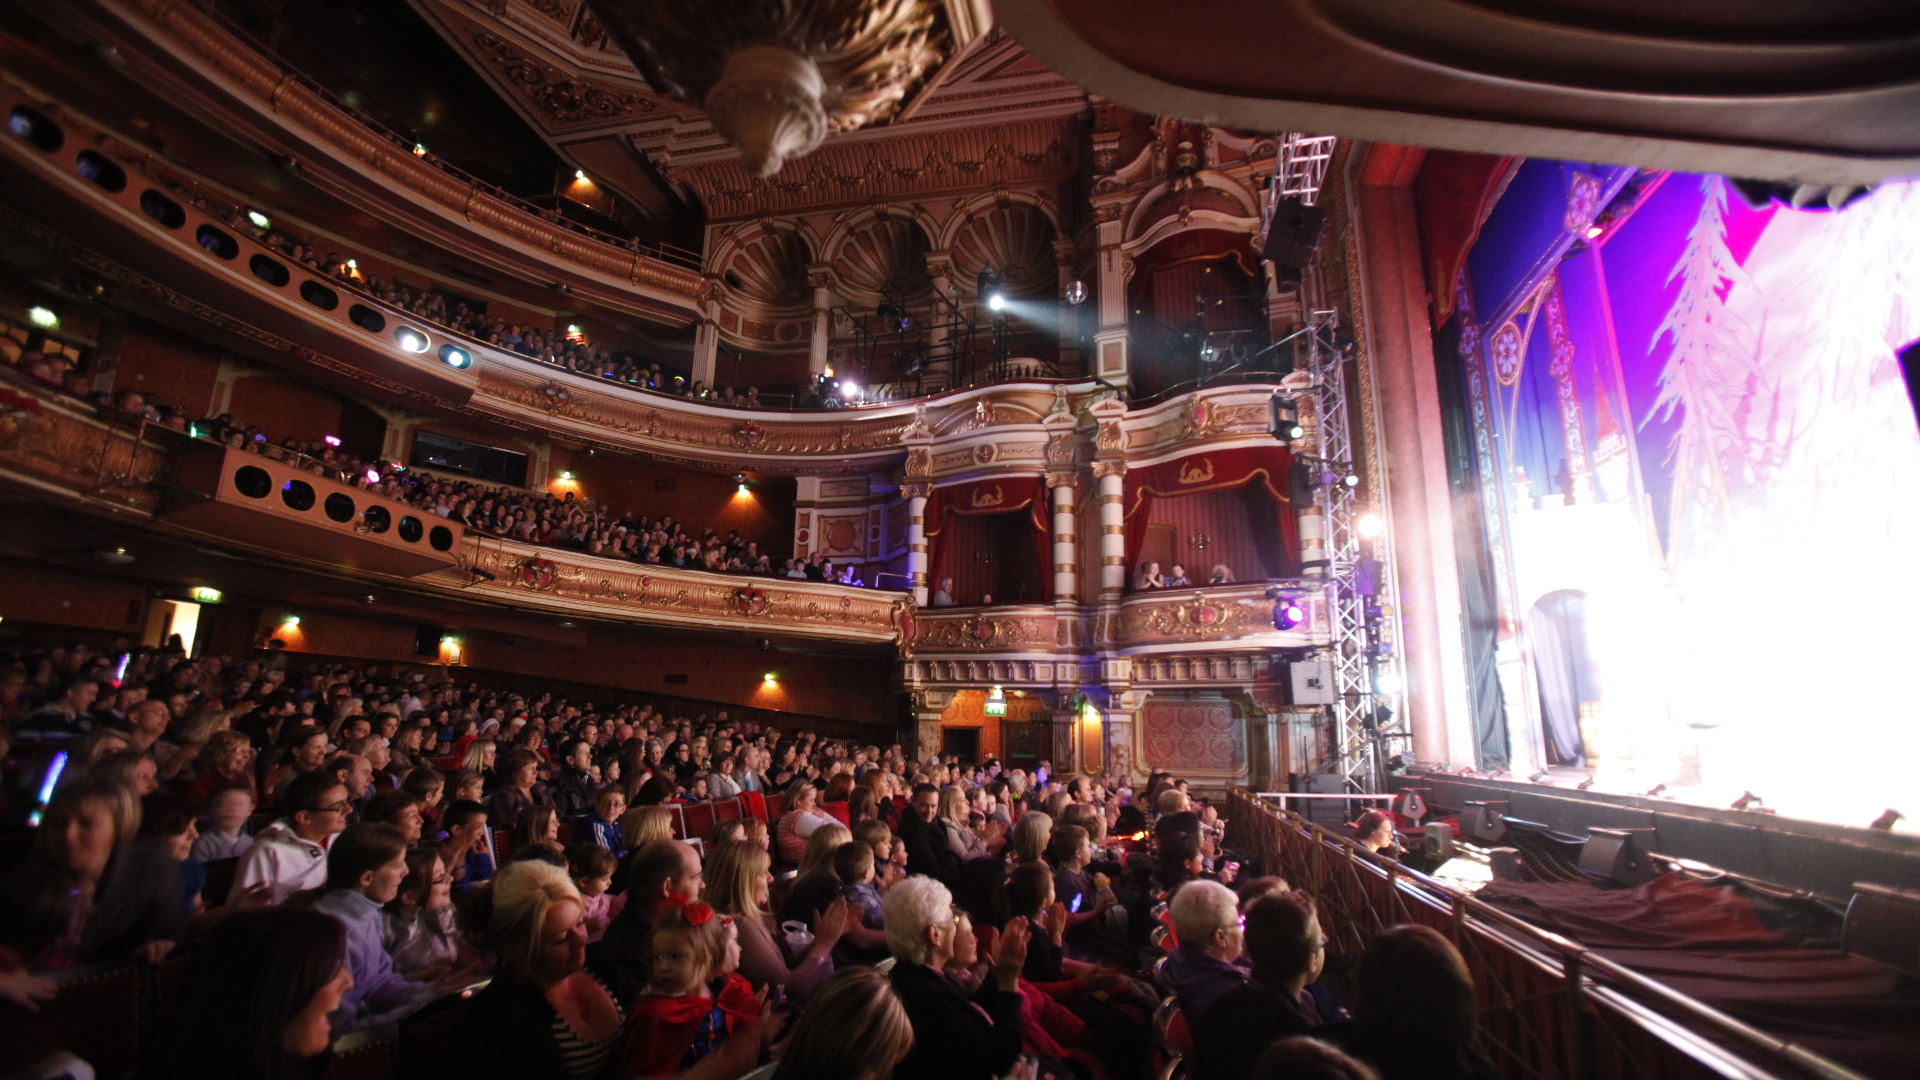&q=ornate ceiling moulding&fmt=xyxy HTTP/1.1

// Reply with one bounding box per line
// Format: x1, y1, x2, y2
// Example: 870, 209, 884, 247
582, 0, 993, 177
675, 117, 1077, 219
469, 30, 659, 131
